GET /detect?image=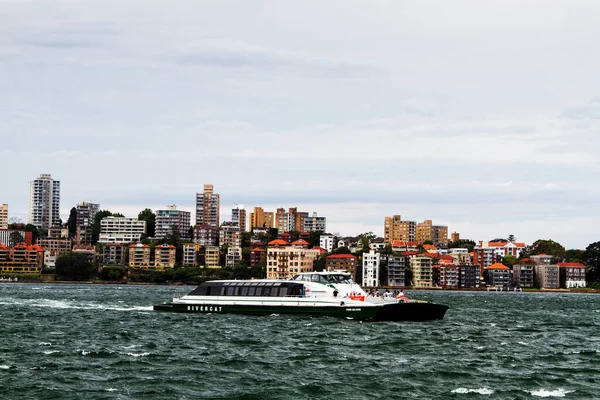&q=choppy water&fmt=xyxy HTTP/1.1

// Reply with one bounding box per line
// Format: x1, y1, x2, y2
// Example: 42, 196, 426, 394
0, 284, 599, 399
